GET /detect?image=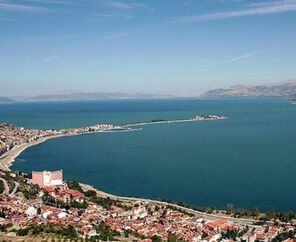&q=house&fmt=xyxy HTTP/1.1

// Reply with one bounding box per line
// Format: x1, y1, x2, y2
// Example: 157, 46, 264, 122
61, 189, 85, 203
